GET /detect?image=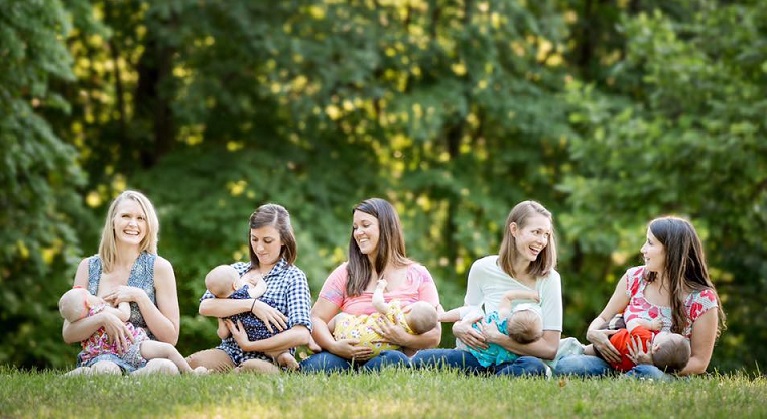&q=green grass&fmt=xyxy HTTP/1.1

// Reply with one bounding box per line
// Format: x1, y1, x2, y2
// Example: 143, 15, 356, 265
1, 367, 765, 418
